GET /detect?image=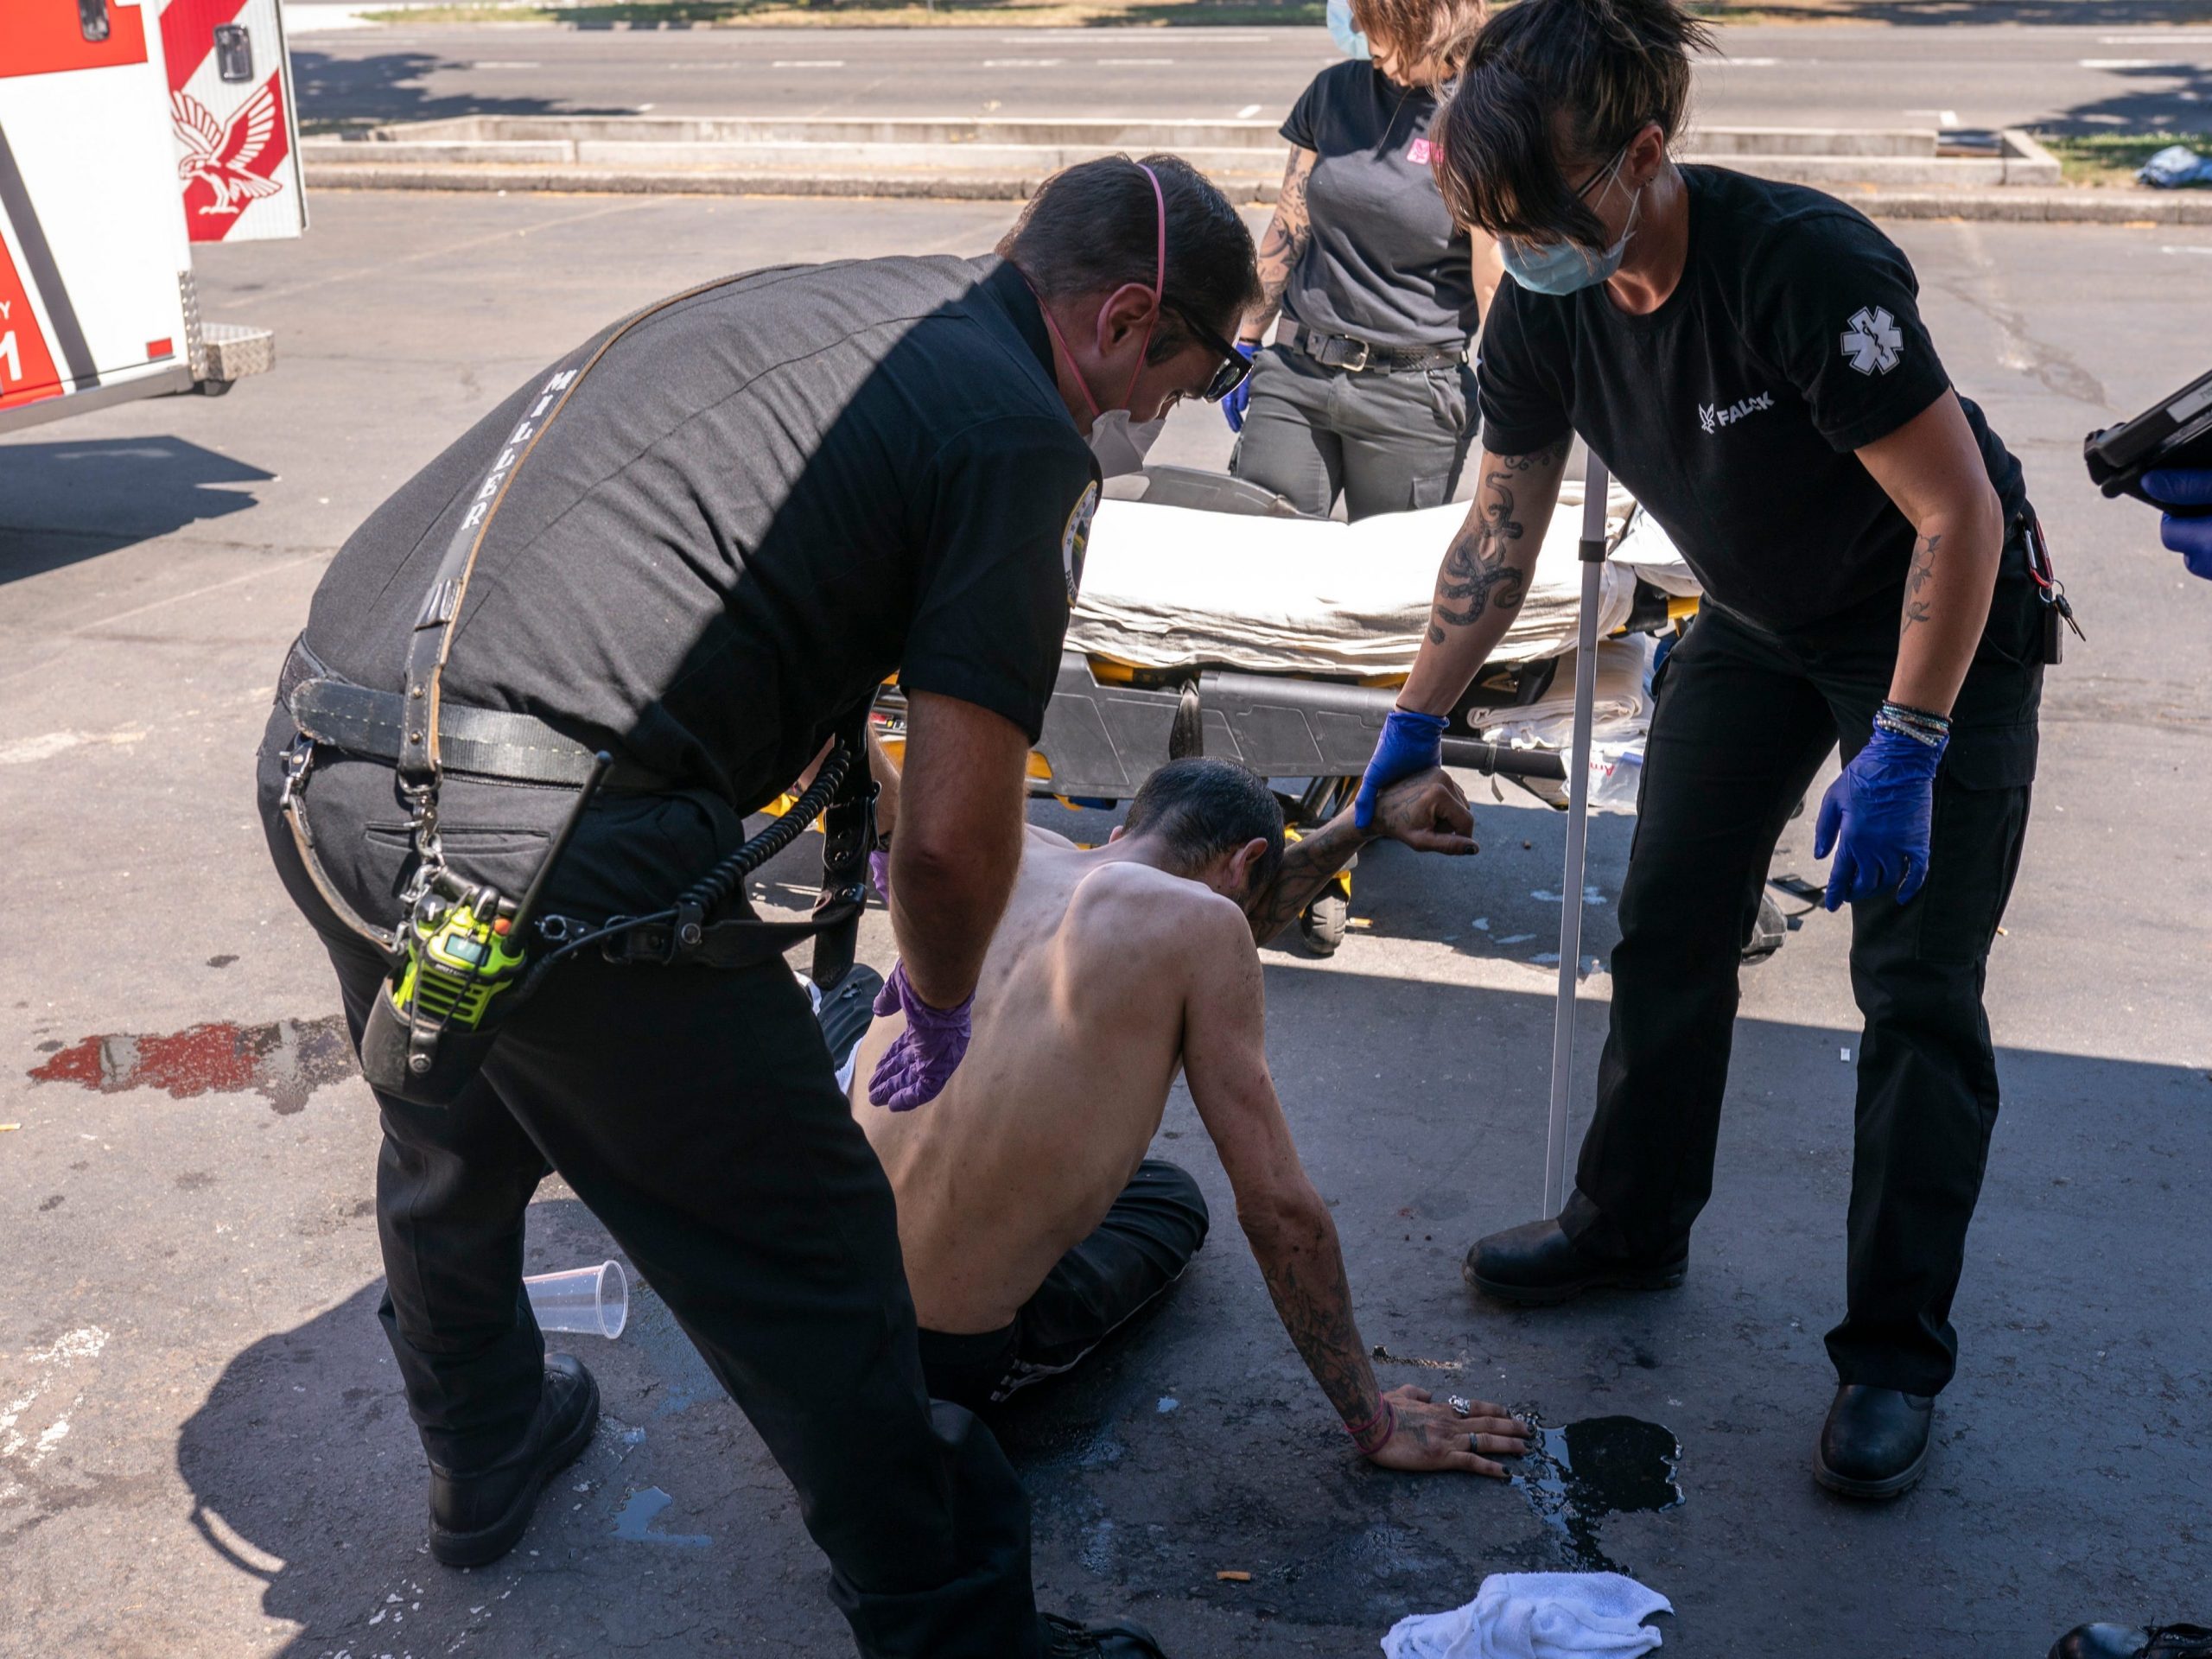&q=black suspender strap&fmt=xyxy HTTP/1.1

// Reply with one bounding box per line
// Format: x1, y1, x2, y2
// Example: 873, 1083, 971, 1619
393, 276, 734, 878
